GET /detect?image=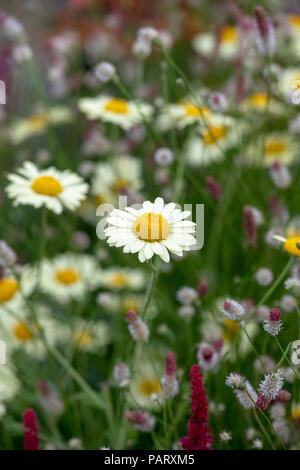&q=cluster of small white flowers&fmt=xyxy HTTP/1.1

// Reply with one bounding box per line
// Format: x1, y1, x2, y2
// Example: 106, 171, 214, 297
197, 343, 219, 371
284, 277, 300, 290
176, 286, 198, 305
154, 147, 174, 166
234, 381, 258, 410
132, 27, 158, 58
222, 299, 245, 321
252, 438, 263, 449
208, 92, 228, 113
270, 162, 292, 189
126, 311, 150, 343
219, 431, 232, 443
161, 375, 179, 399
113, 363, 131, 388
258, 371, 284, 400
94, 61, 116, 83
280, 294, 296, 313
178, 305, 195, 318
270, 403, 290, 443
263, 318, 283, 336
225, 372, 245, 389
255, 267, 273, 286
